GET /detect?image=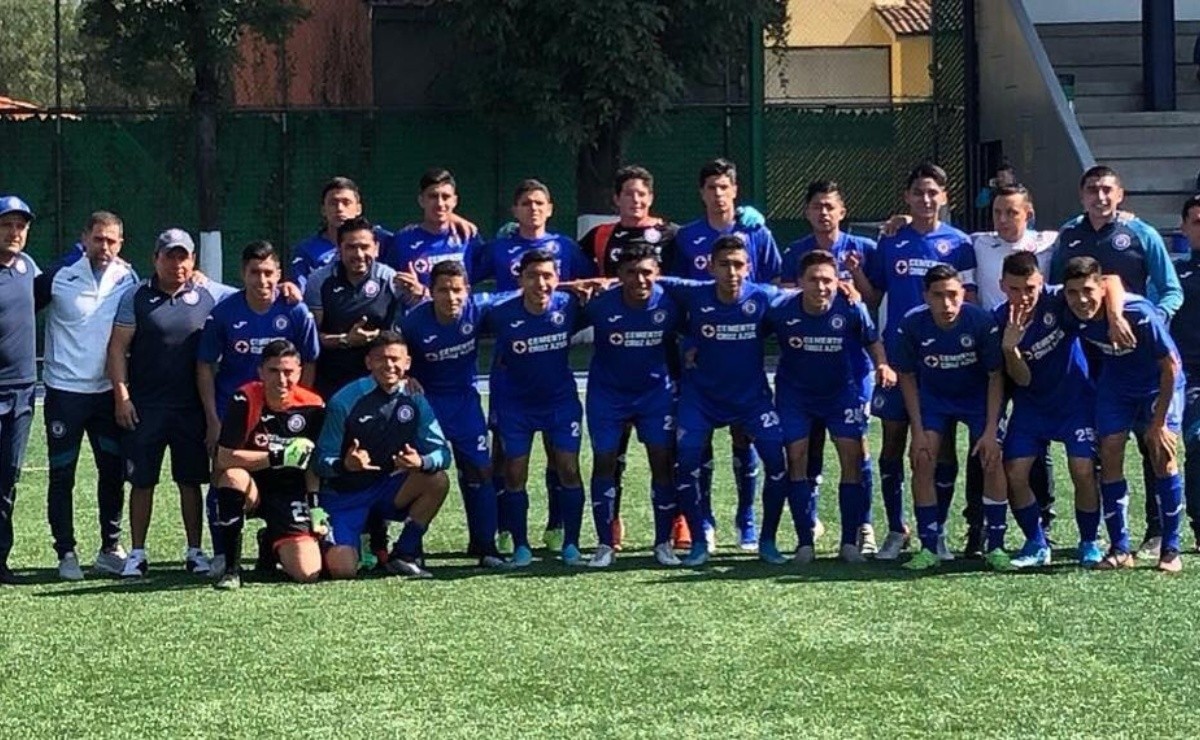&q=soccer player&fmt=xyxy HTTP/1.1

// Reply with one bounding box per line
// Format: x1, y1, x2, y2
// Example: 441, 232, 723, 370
303, 216, 401, 399
580, 244, 683, 567
198, 241, 320, 573
315, 331, 451, 579
289, 176, 366, 292
211, 340, 325, 589
580, 165, 679, 276
763, 249, 895, 564
0, 196, 39, 584
893, 265, 1007, 571
661, 235, 788, 567
1050, 165, 1183, 559
481, 249, 588, 567
108, 229, 237, 578
1061, 256, 1185, 572
672, 159, 781, 551
393, 260, 506, 567
865, 162, 976, 561
382, 168, 482, 288
1170, 194, 1200, 547
36, 211, 140, 580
